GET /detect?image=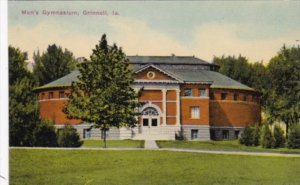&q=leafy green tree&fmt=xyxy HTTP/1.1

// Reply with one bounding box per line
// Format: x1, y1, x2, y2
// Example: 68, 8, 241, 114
33, 44, 78, 85
33, 119, 57, 147
213, 55, 251, 86
265, 46, 300, 133
287, 124, 300, 149
57, 125, 83, 147
64, 34, 140, 148
261, 124, 275, 148
9, 46, 40, 146
273, 125, 286, 148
